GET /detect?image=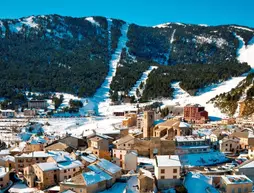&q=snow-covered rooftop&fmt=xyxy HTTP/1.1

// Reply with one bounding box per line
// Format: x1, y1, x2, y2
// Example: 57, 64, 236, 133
184, 172, 218, 193
155, 155, 181, 167
37, 162, 59, 172
88, 164, 112, 180
239, 160, 254, 169
96, 159, 121, 174
175, 136, 206, 142
16, 151, 51, 158
81, 154, 97, 163
82, 171, 109, 186
58, 160, 83, 170
221, 175, 252, 185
